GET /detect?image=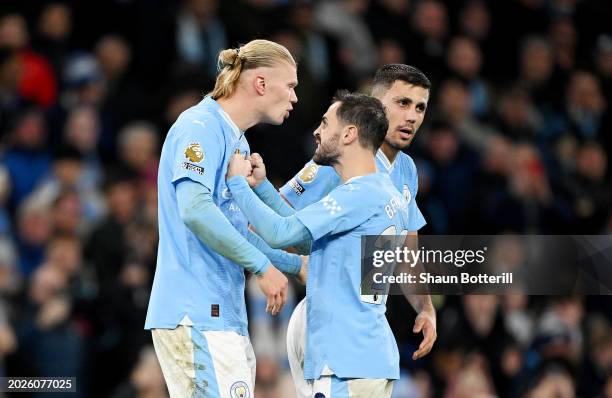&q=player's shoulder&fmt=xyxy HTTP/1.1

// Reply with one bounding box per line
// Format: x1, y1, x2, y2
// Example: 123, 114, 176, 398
170, 100, 223, 139
396, 151, 419, 187
397, 151, 417, 172
294, 161, 338, 186
337, 173, 391, 200
358, 174, 408, 218
369, 173, 405, 203
377, 176, 410, 217
176, 106, 222, 132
